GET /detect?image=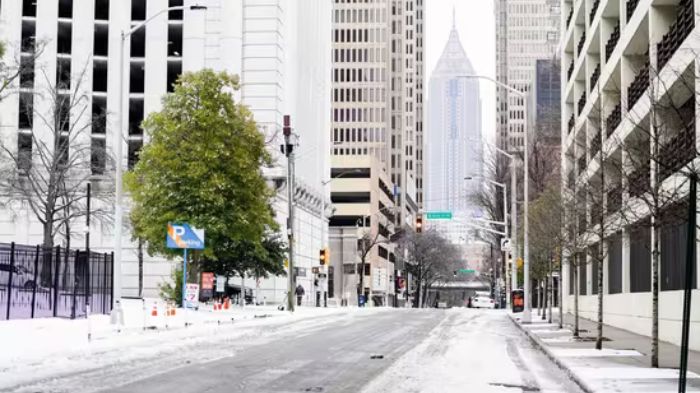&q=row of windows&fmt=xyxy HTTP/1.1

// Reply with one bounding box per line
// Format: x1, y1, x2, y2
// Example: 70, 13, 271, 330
333, 127, 386, 144
333, 87, 387, 103
333, 7, 386, 24
333, 47, 387, 63
333, 107, 386, 123
333, 67, 386, 83
334, 28, 386, 44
